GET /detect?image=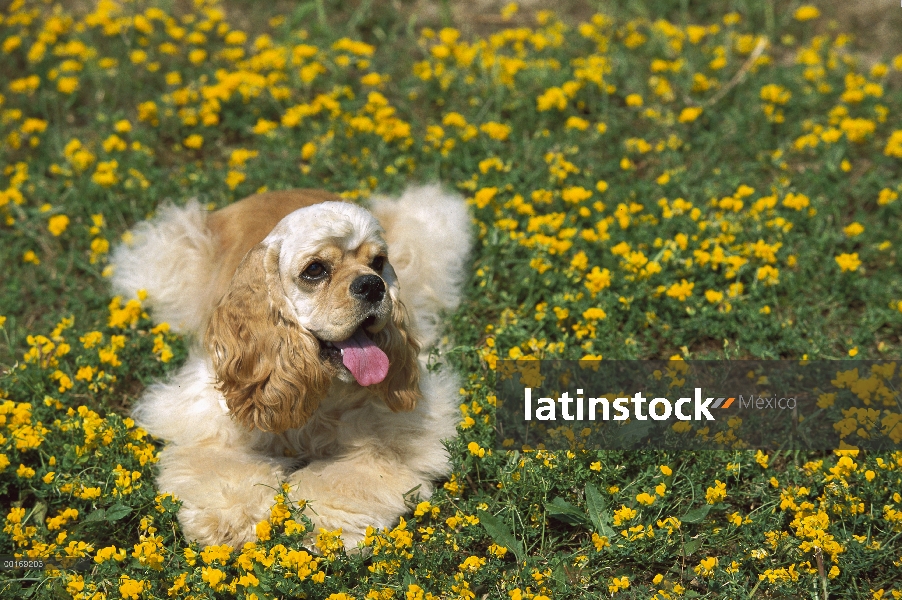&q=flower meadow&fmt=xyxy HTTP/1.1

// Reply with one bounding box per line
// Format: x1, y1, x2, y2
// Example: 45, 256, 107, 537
1, 0, 902, 597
